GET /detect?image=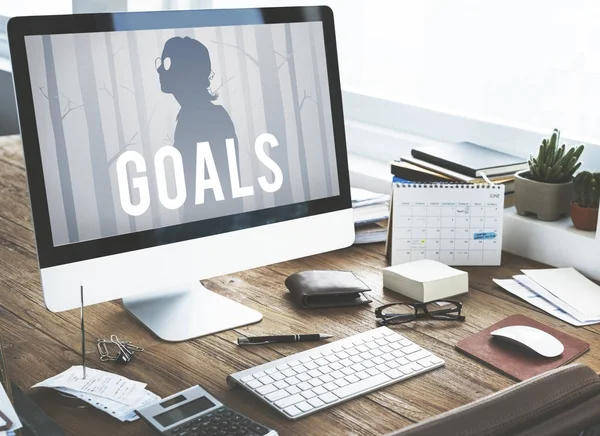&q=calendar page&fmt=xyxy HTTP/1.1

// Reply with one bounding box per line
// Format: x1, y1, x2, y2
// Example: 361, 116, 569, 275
390, 183, 504, 266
